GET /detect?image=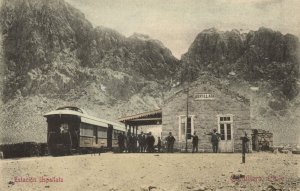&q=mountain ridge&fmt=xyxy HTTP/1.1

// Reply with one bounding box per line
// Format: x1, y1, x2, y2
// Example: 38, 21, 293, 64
0, 0, 299, 145
181, 27, 299, 100
0, 0, 179, 101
